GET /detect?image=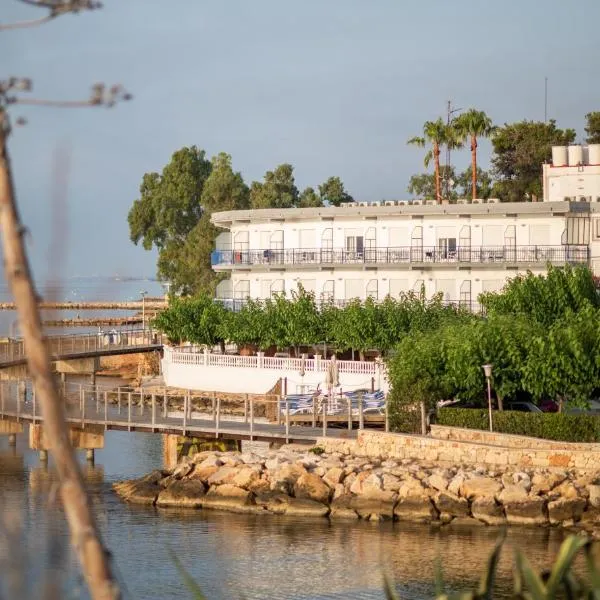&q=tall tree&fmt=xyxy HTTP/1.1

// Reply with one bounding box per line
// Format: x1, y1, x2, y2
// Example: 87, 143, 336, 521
456, 166, 493, 199
298, 186, 323, 207
318, 176, 354, 206
408, 118, 457, 204
453, 109, 495, 200
250, 163, 299, 209
585, 112, 600, 144
128, 148, 250, 295
408, 166, 457, 200
491, 120, 575, 202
